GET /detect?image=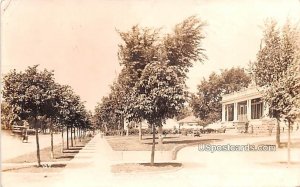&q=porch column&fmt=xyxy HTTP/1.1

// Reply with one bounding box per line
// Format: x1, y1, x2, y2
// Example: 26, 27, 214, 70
247, 99, 251, 120
222, 104, 226, 122
263, 102, 269, 118
233, 102, 238, 121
